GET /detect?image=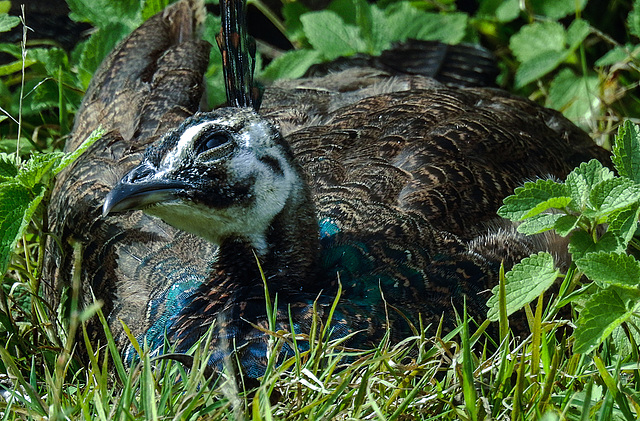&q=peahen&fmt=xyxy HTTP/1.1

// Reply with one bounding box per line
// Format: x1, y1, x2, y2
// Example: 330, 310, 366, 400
44, 0, 610, 377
